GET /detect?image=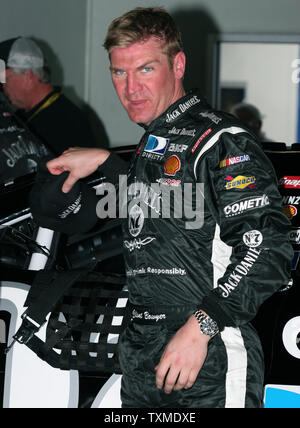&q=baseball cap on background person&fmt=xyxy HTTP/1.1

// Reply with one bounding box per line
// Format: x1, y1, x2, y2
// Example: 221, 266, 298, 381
0, 37, 45, 69
0, 38, 17, 85
0, 38, 17, 64
29, 158, 99, 235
